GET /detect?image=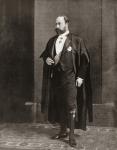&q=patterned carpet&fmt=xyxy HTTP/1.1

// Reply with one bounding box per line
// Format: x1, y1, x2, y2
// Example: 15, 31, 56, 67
0, 123, 116, 150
